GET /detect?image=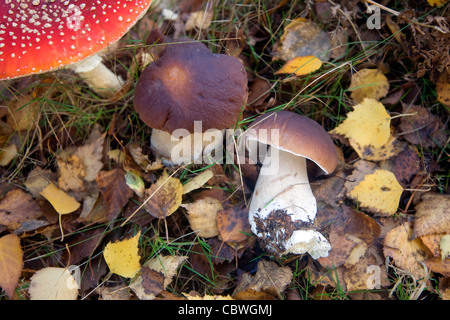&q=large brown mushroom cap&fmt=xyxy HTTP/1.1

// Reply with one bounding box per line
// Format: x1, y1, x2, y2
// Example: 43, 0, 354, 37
244, 110, 338, 174
133, 39, 248, 133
